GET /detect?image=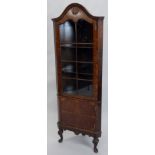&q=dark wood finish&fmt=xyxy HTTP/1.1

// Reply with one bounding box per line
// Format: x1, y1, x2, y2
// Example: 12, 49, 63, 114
52, 3, 104, 153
